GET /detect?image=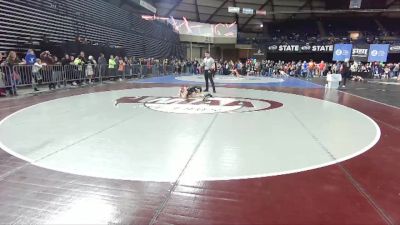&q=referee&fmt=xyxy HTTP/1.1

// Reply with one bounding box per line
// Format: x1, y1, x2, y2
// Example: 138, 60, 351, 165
203, 51, 216, 93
